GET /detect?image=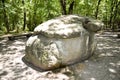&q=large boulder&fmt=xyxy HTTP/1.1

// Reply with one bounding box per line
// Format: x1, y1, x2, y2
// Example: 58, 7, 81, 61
23, 15, 103, 70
